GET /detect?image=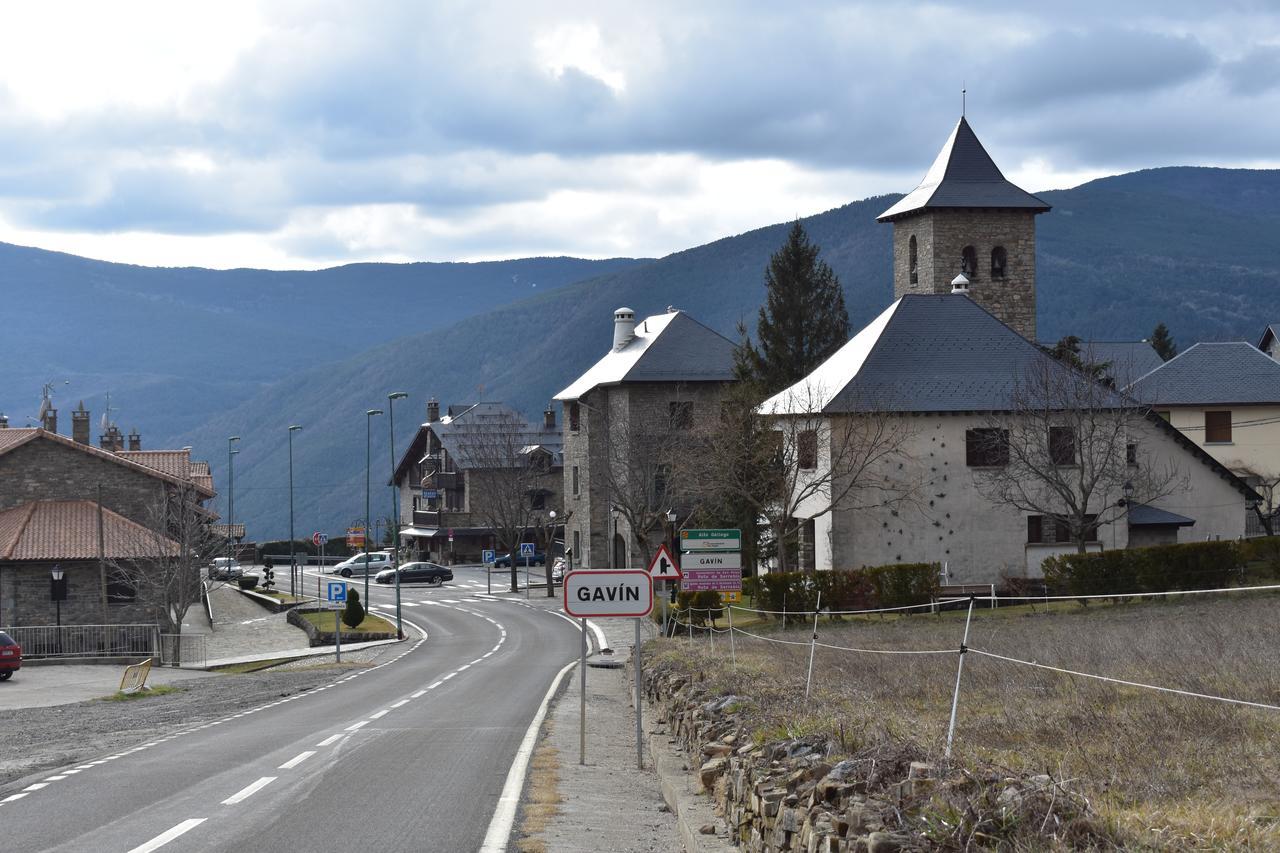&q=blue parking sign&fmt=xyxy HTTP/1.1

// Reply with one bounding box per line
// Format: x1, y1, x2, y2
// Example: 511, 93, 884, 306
327, 582, 347, 603
482, 549, 495, 564
520, 542, 535, 556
